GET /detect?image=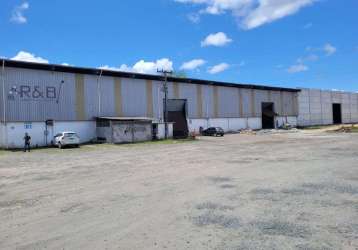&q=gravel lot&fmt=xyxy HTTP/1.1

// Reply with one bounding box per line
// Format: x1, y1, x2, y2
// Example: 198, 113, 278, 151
1, 130, 358, 250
